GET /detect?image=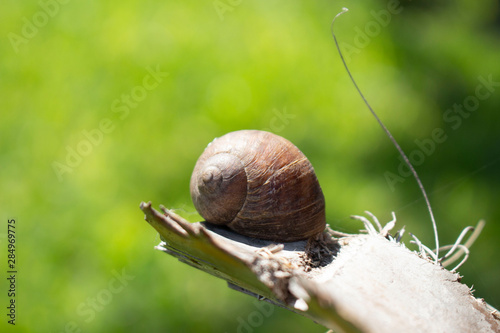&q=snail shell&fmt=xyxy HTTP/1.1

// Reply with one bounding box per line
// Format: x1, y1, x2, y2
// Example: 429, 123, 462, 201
190, 130, 326, 242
